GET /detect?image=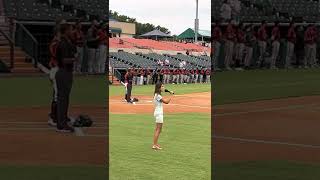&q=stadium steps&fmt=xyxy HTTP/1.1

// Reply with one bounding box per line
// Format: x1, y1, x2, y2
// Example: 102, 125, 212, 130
109, 74, 121, 85
0, 46, 41, 74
